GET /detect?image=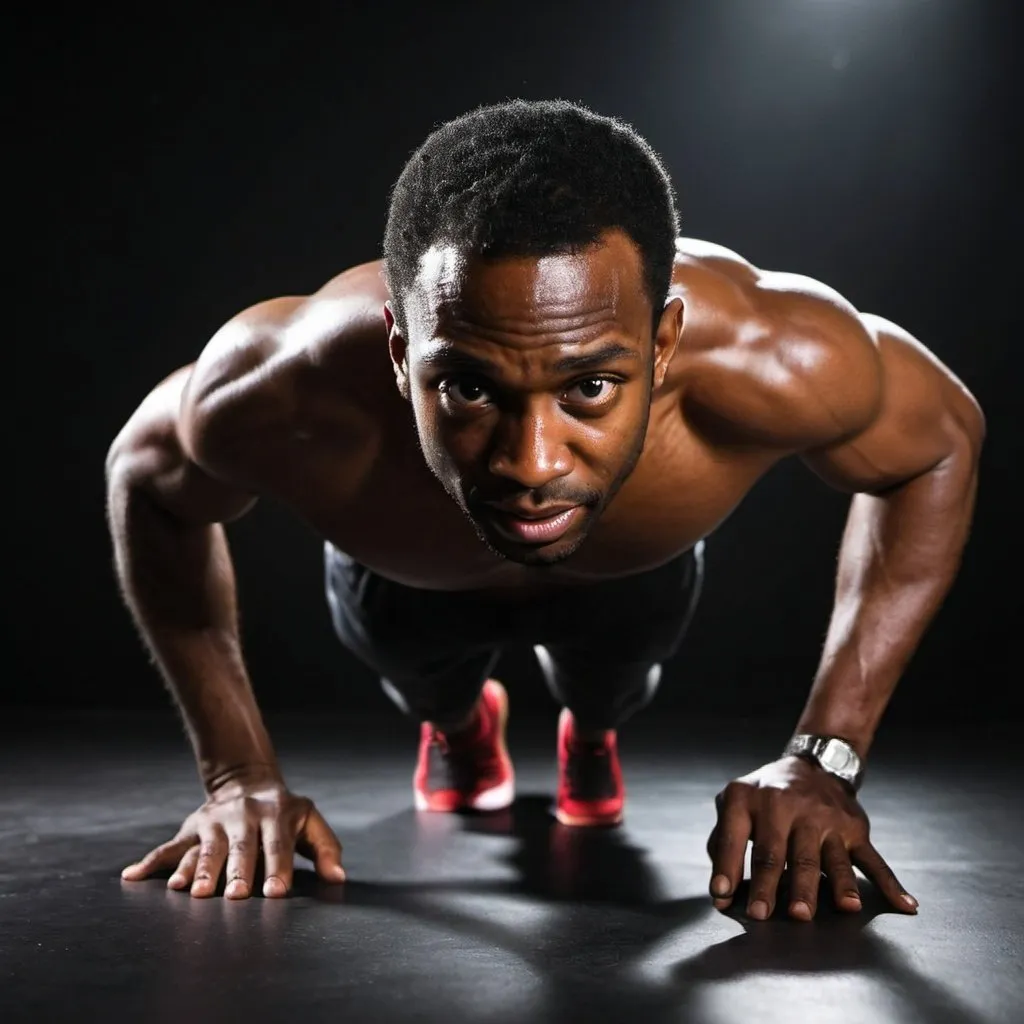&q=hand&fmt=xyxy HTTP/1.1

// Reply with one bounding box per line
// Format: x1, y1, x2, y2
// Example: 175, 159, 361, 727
121, 774, 346, 899
706, 755, 918, 921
